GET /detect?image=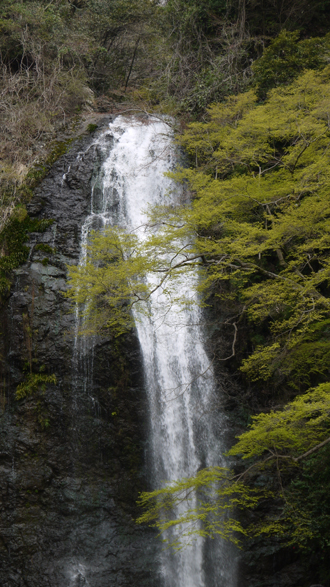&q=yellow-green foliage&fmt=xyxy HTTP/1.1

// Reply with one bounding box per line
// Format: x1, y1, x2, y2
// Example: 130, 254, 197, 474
66, 226, 201, 336
252, 30, 330, 97
136, 66, 330, 551
66, 227, 147, 335
137, 467, 260, 549
230, 383, 330, 460
138, 383, 330, 549
166, 65, 330, 388
16, 373, 57, 400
